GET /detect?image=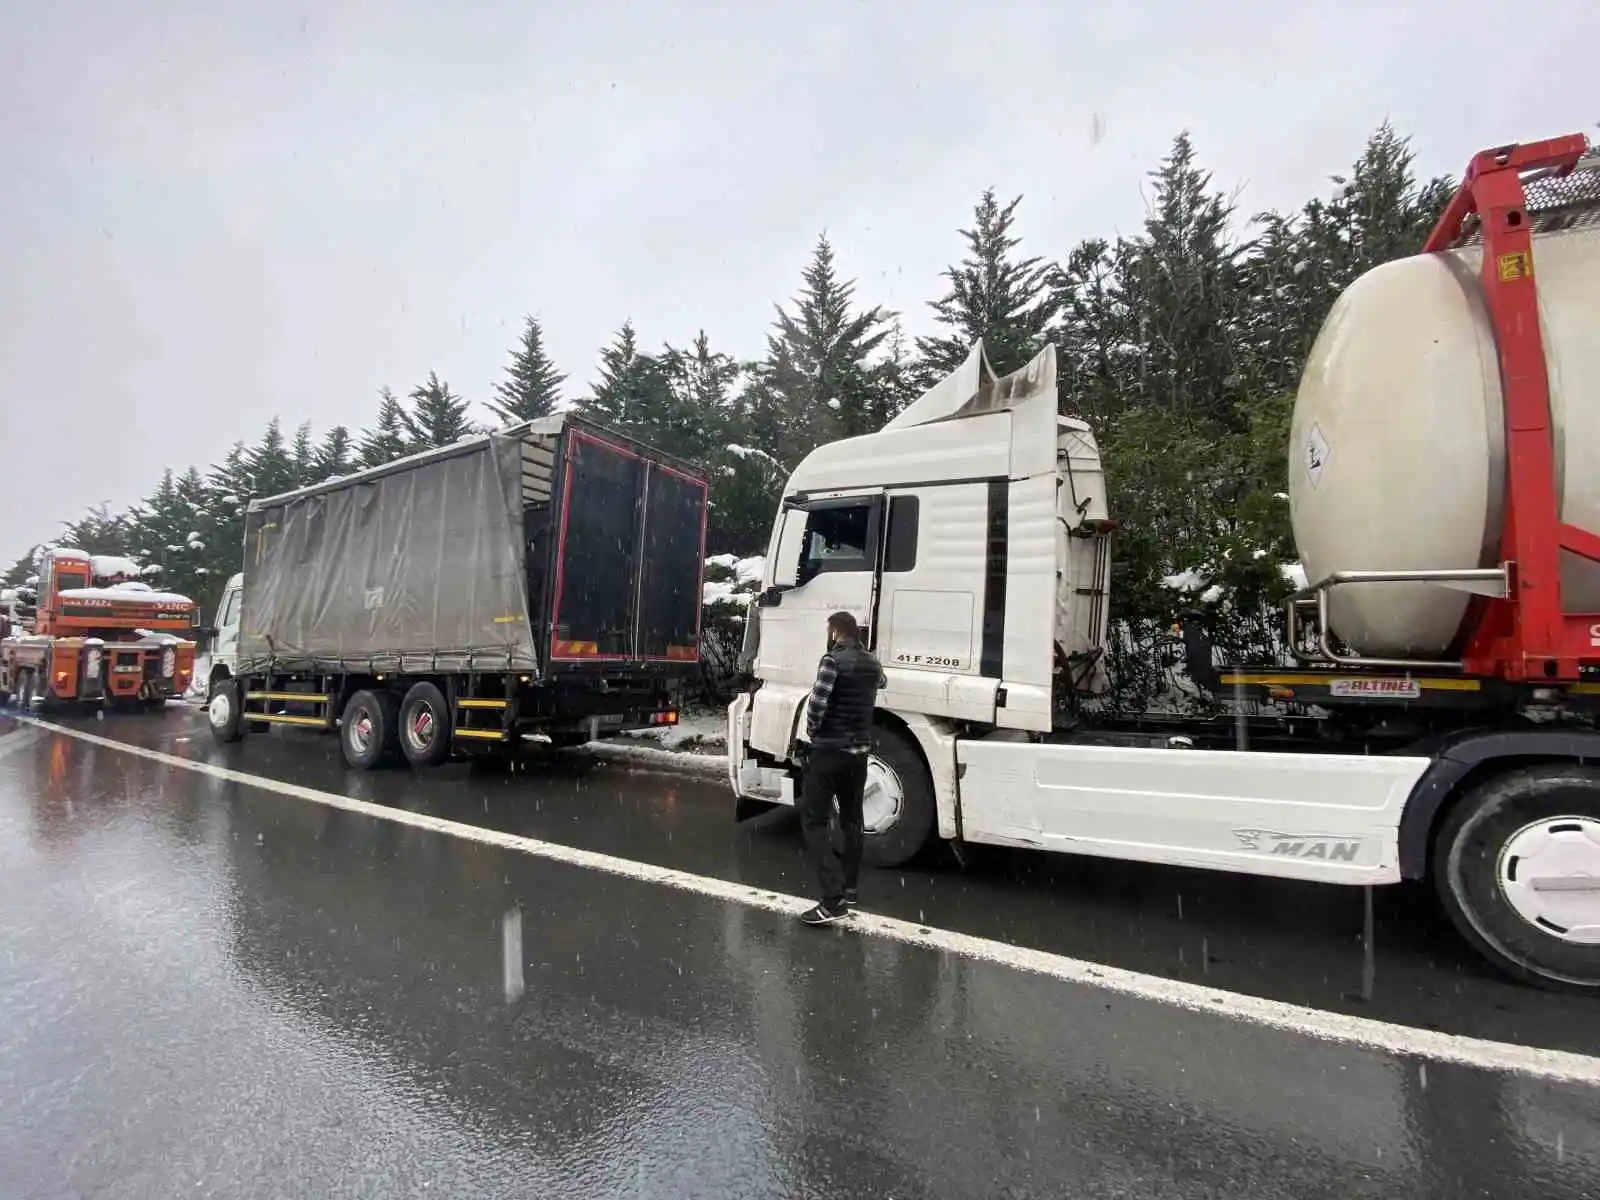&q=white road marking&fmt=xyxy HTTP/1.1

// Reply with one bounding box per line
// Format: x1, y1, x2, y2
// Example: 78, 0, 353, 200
20, 715, 1600, 1087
